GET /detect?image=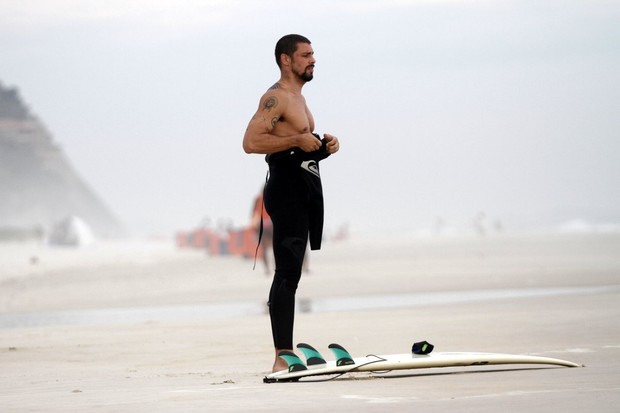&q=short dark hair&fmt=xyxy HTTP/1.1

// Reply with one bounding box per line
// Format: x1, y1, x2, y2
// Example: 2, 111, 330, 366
275, 34, 311, 68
